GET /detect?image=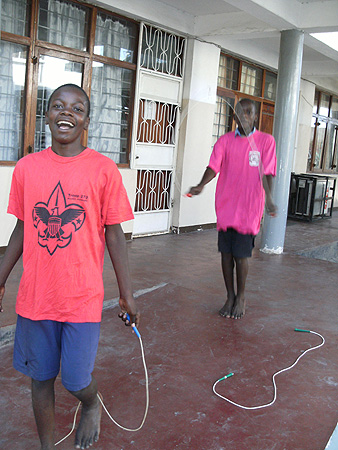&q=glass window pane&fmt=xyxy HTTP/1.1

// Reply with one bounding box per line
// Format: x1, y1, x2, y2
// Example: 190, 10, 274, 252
212, 96, 234, 147
330, 97, 338, 120
324, 123, 338, 170
313, 91, 319, 115
140, 24, 185, 77
314, 121, 327, 168
218, 55, 239, 90
88, 64, 133, 164
331, 127, 338, 173
264, 72, 277, 101
38, 0, 89, 51
240, 63, 263, 97
94, 12, 138, 62
34, 55, 83, 152
0, 42, 27, 161
319, 93, 330, 117
307, 116, 316, 171
1, 0, 30, 36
